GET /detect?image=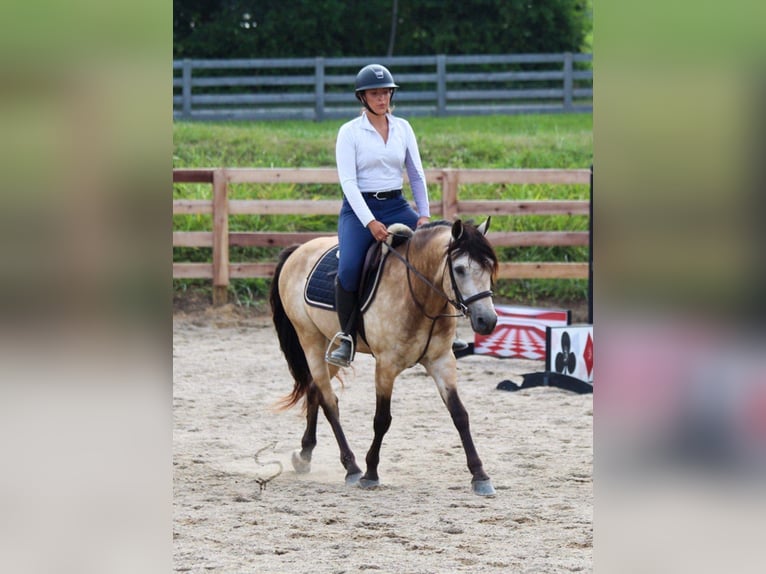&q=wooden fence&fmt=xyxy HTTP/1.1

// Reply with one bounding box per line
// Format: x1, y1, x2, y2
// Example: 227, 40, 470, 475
173, 168, 591, 305
173, 53, 592, 121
